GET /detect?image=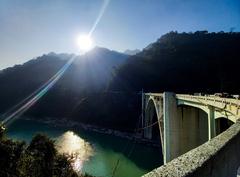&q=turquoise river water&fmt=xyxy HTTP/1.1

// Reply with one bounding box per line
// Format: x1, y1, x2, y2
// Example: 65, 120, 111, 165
6, 118, 162, 177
